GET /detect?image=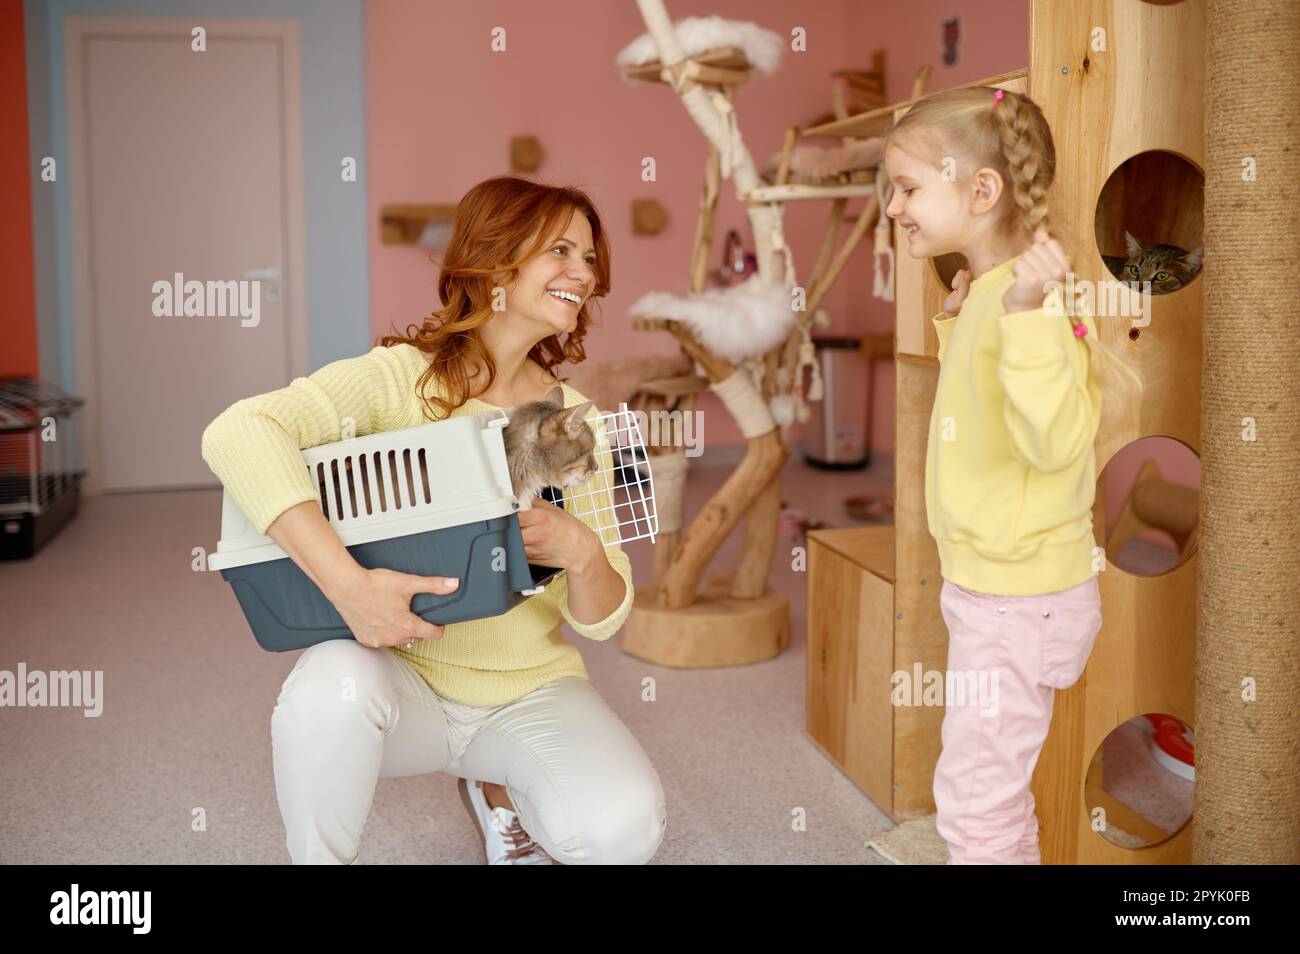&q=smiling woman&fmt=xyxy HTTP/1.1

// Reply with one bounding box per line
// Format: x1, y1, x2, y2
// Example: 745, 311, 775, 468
379, 175, 613, 417
202, 174, 665, 865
